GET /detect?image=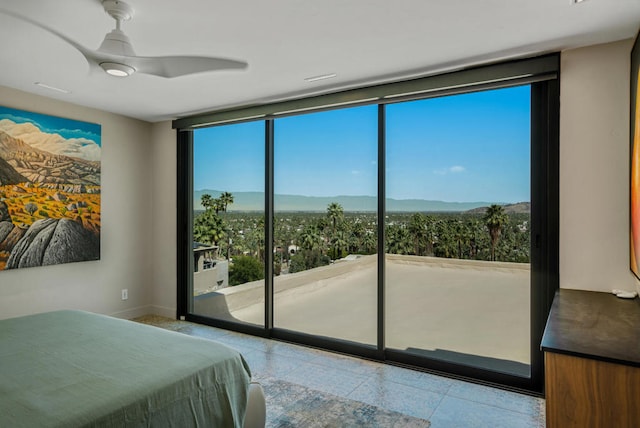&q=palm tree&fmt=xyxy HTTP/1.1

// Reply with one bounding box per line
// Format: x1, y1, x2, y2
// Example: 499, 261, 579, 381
386, 225, 411, 255
212, 198, 223, 215
220, 191, 234, 212
327, 202, 344, 260
484, 204, 509, 261
200, 194, 214, 211
408, 213, 427, 255
299, 226, 322, 251
361, 232, 377, 254
331, 231, 349, 259
193, 211, 225, 247
349, 220, 365, 253
327, 202, 344, 234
